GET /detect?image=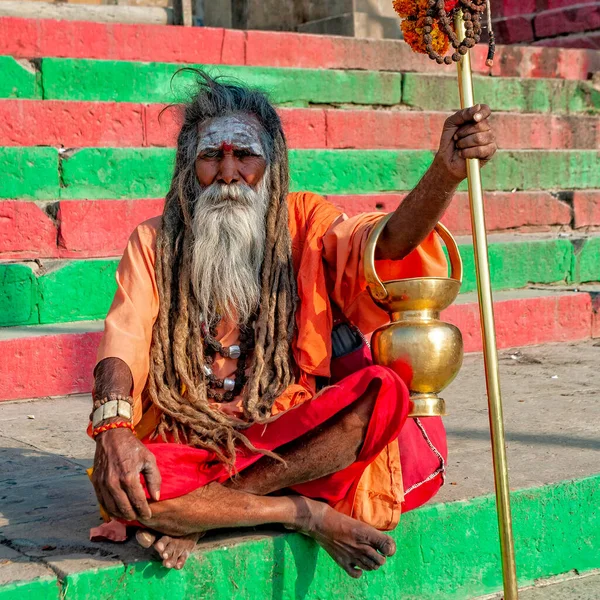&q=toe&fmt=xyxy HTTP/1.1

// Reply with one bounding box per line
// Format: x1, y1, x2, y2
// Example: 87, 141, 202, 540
376, 535, 396, 557
154, 536, 171, 556
136, 530, 157, 549
363, 547, 386, 569
175, 550, 190, 570
345, 564, 363, 579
